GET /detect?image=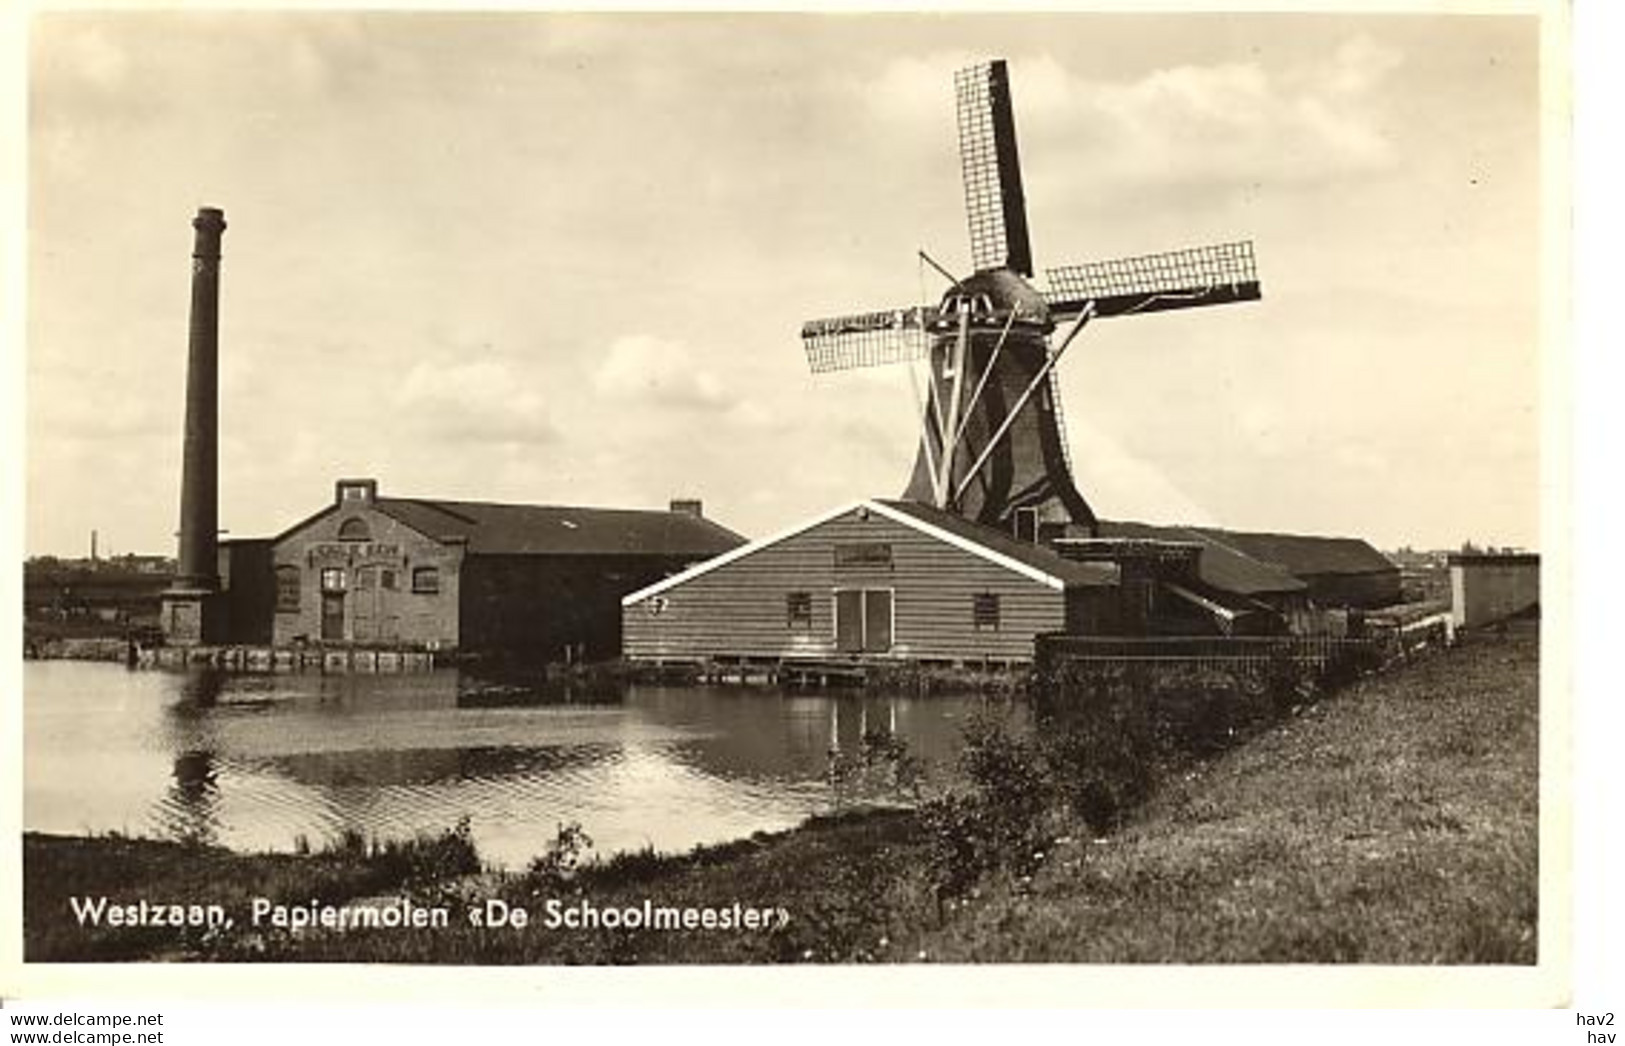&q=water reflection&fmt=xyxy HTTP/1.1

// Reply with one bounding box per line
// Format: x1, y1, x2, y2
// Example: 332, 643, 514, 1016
24, 662, 1002, 868
177, 669, 224, 709
153, 750, 222, 846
